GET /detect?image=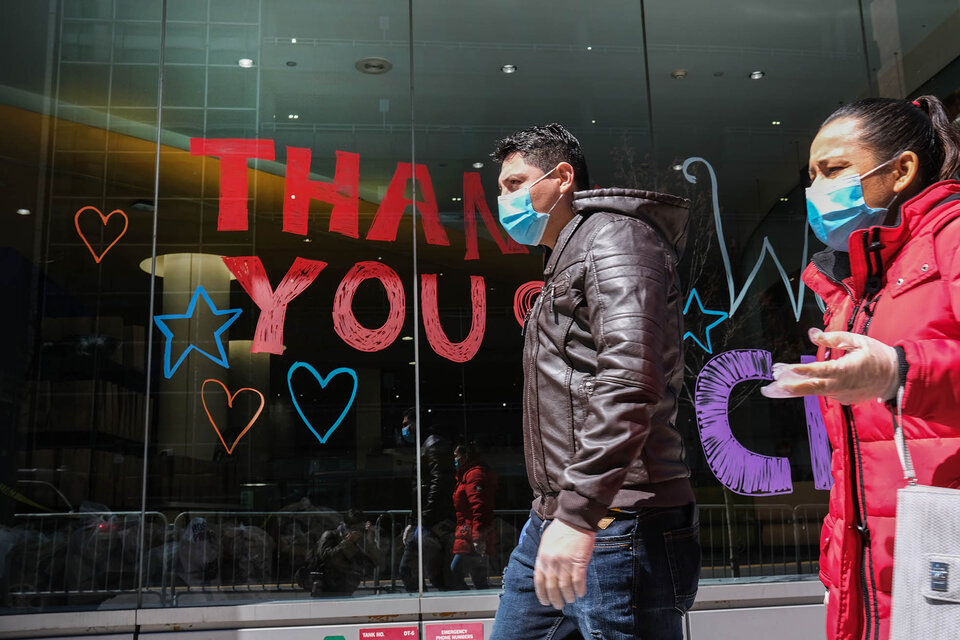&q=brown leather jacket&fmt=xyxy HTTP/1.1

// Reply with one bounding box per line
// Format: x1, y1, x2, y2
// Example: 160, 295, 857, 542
522, 188, 693, 531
